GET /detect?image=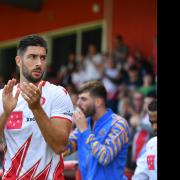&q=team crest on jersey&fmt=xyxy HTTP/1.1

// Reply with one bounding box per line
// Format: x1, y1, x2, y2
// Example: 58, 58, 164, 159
40, 97, 46, 105
6, 111, 23, 129
99, 129, 106, 137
